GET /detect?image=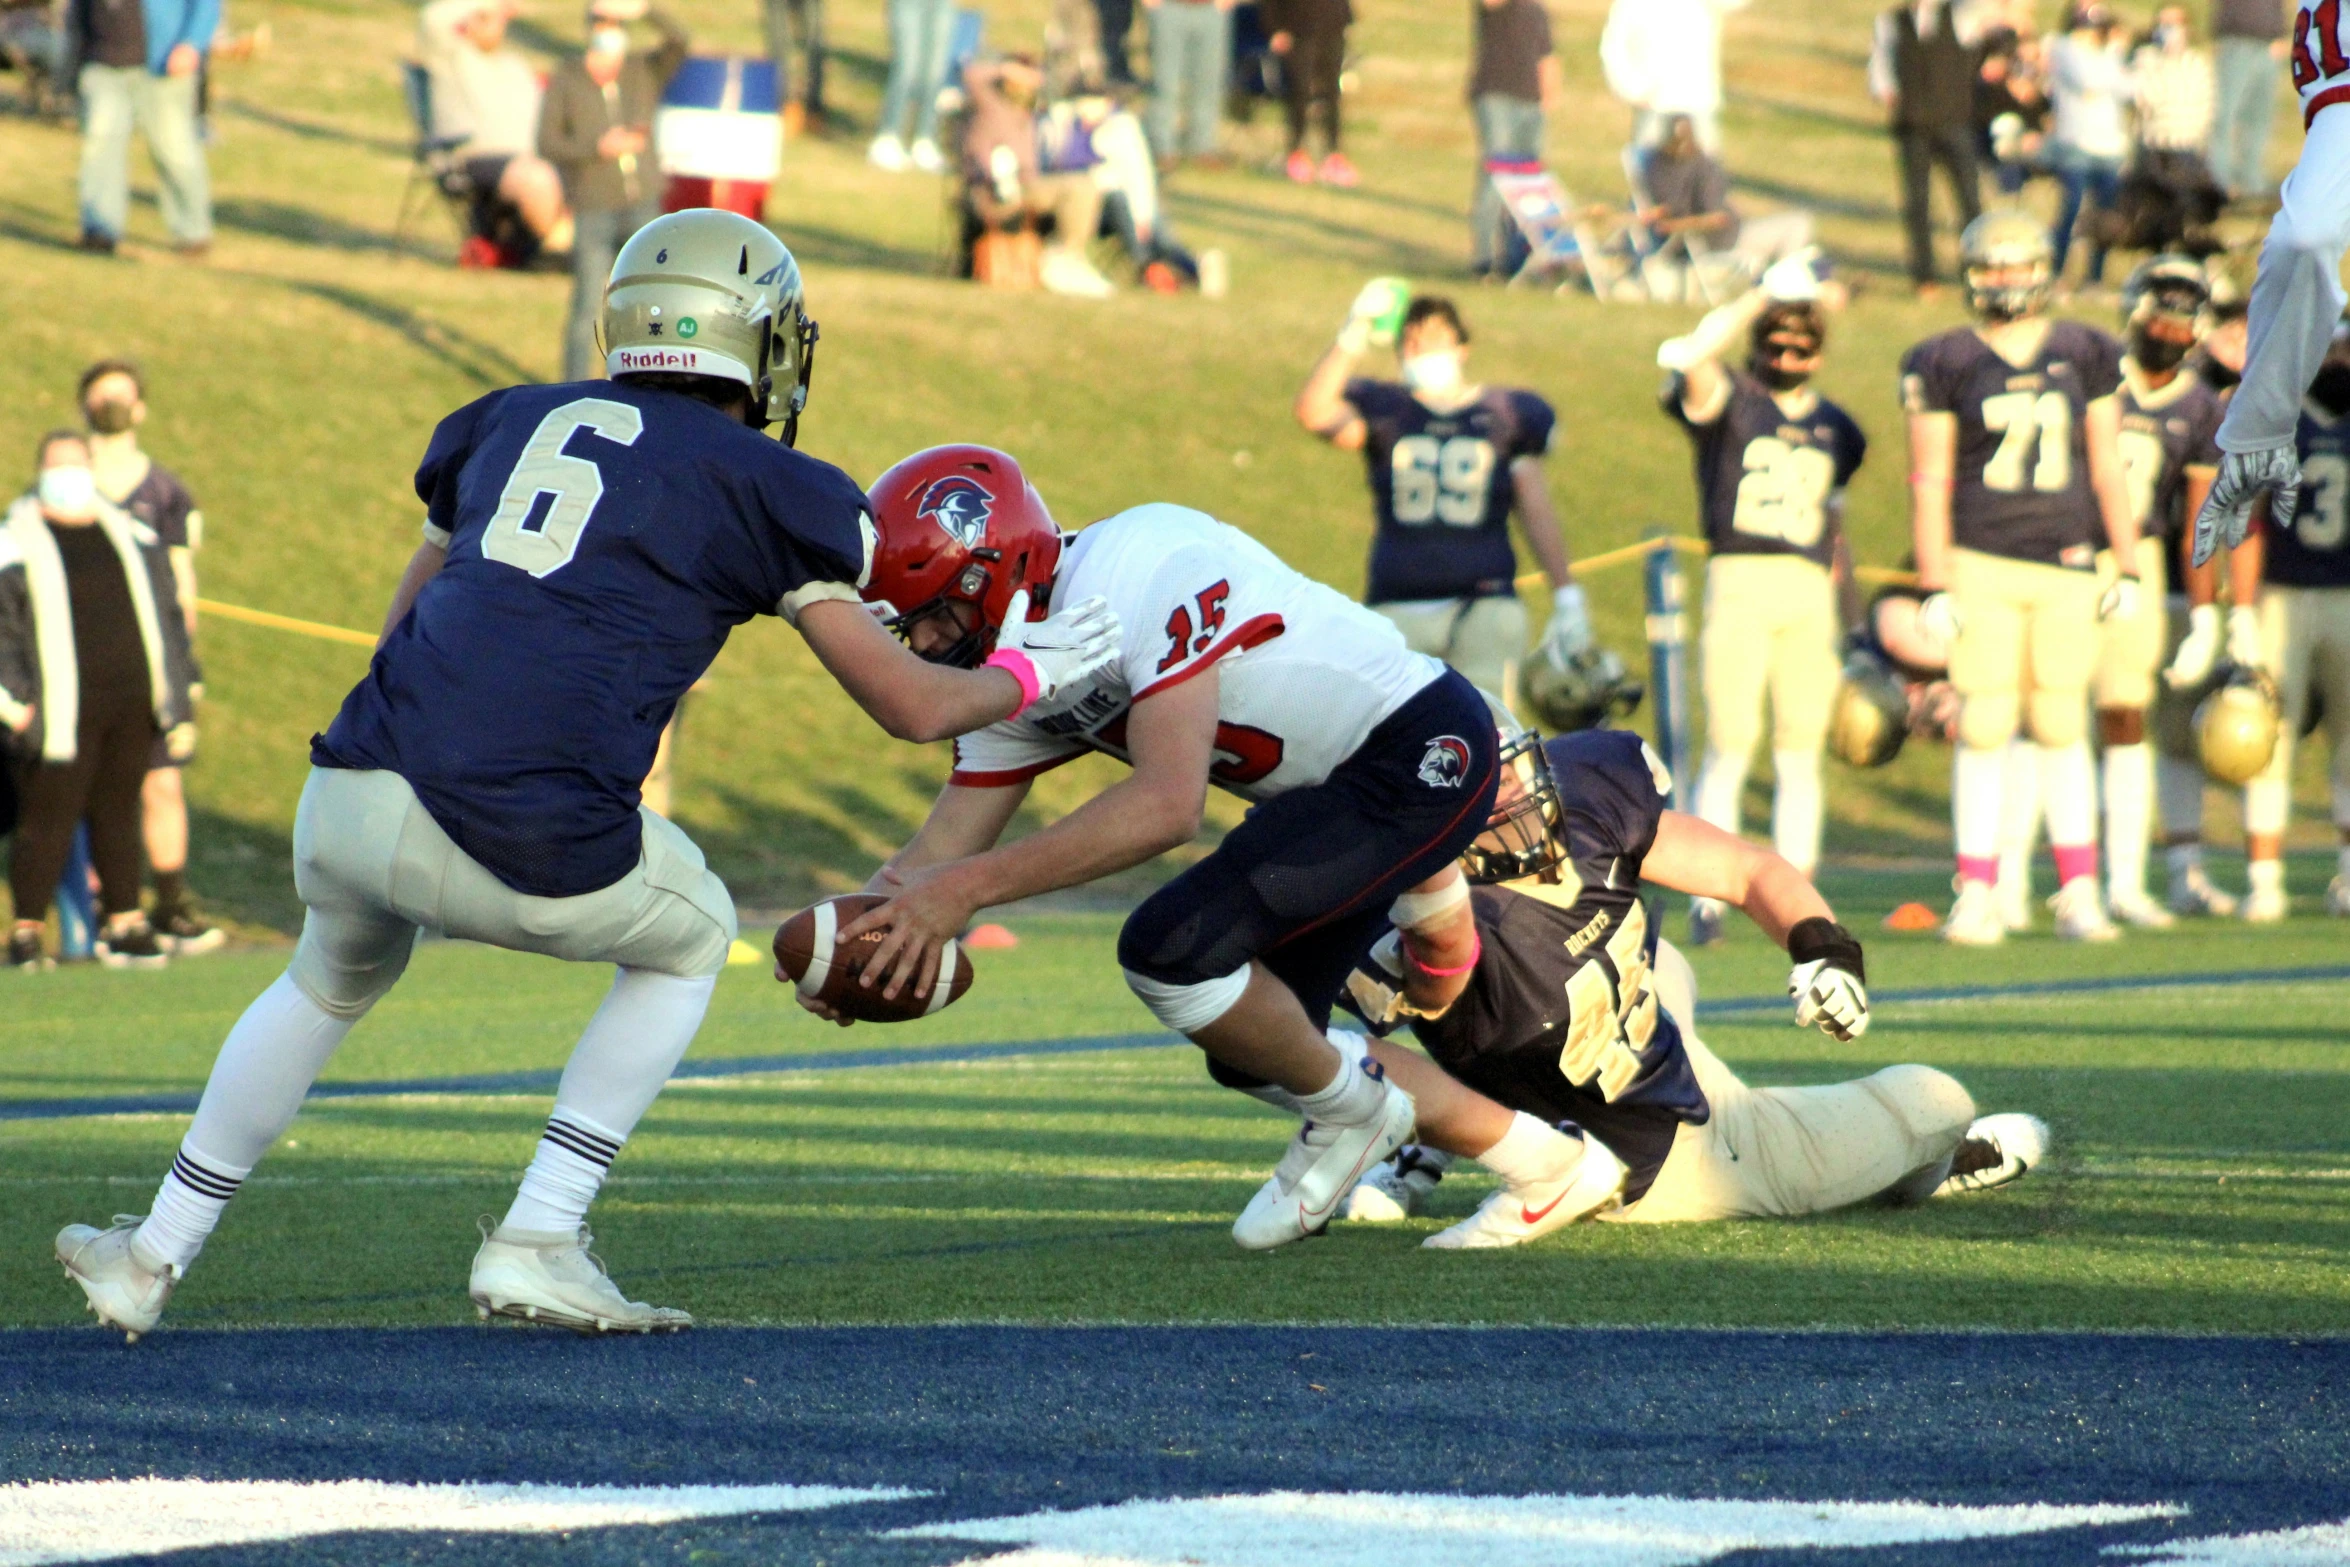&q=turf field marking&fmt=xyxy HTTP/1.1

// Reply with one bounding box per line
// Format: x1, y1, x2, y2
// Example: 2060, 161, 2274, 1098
0, 1478, 921, 1565
8, 964, 2348, 1124
2112, 1519, 2350, 1563
892, 1492, 2185, 1567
